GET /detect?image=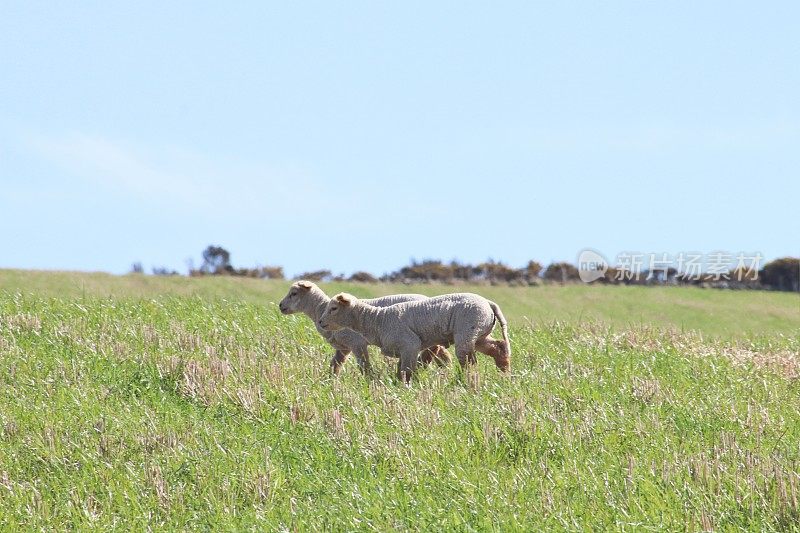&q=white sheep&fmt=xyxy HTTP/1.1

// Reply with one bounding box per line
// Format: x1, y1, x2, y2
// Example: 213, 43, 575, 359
318, 292, 510, 382
278, 281, 451, 375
